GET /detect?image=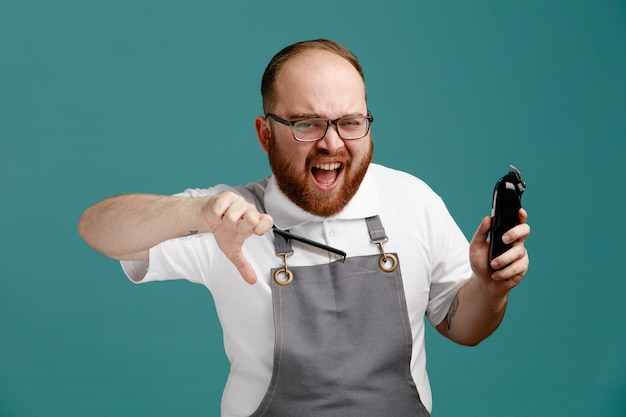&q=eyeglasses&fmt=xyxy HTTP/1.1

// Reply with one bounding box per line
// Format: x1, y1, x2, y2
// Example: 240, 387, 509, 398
266, 112, 374, 142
